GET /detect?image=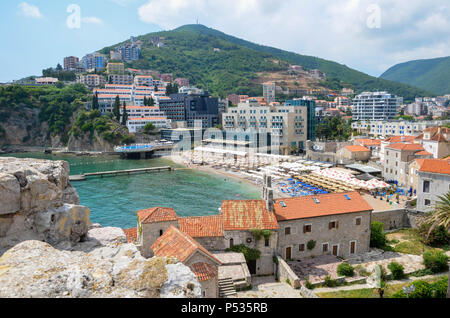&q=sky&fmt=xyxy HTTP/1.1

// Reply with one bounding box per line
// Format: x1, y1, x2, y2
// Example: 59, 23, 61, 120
0, 0, 449, 83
